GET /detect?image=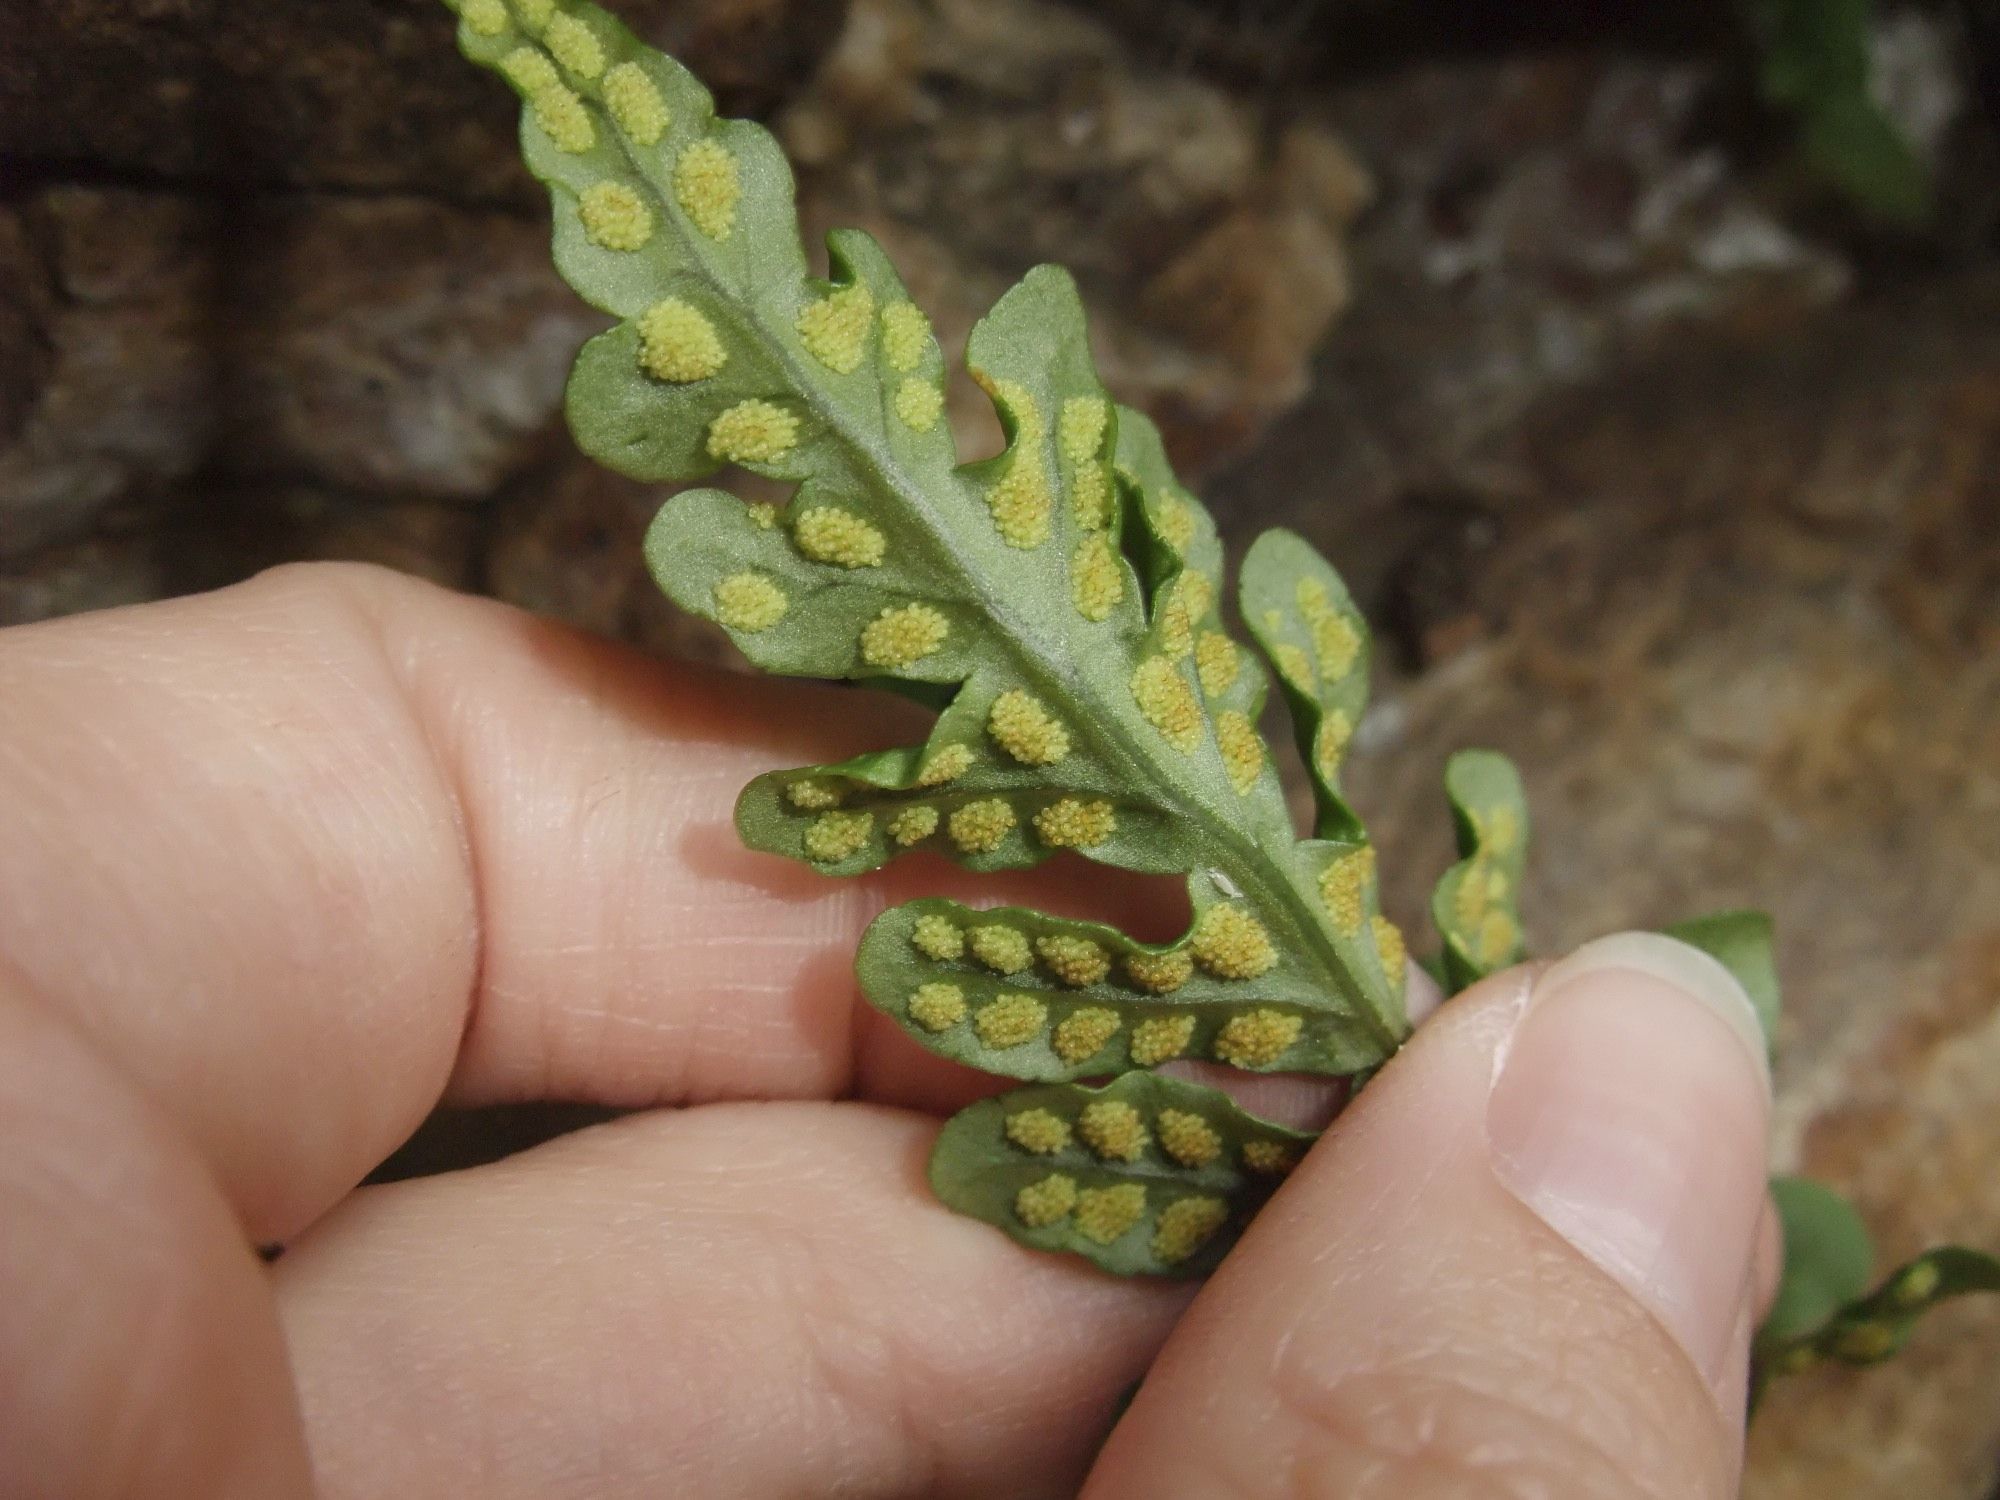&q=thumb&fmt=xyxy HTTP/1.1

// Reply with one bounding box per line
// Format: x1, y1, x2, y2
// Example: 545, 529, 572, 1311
1083, 932, 1775, 1500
